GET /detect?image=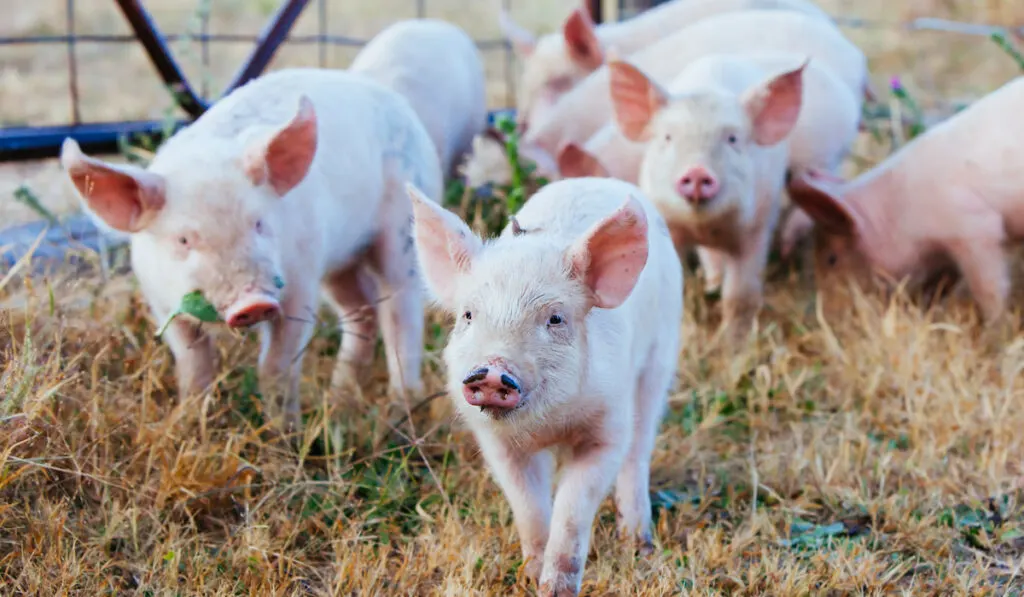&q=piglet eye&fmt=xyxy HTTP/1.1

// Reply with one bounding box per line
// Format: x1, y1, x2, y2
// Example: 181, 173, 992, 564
827, 254, 838, 266
255, 219, 264, 233
664, 133, 672, 142
548, 314, 563, 326
178, 236, 189, 247
727, 134, 738, 145
463, 311, 472, 321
